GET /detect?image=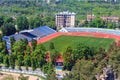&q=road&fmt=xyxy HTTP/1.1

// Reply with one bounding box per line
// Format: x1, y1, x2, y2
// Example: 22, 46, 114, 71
0, 66, 46, 78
